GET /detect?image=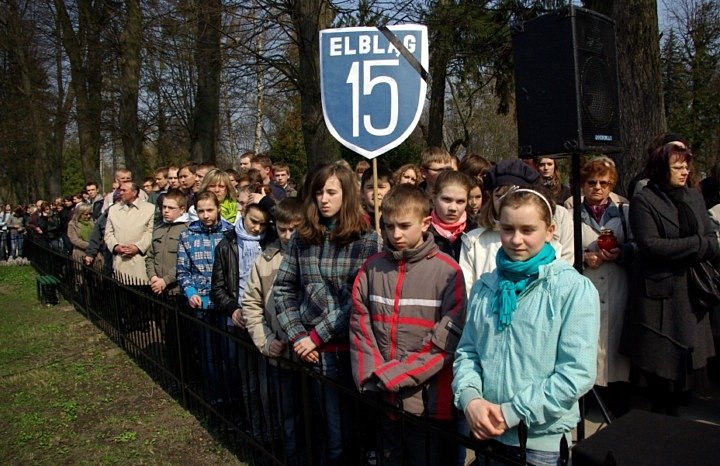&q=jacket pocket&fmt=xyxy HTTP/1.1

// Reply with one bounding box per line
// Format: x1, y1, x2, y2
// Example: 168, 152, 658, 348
644, 272, 673, 298
302, 283, 330, 325
432, 315, 463, 353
